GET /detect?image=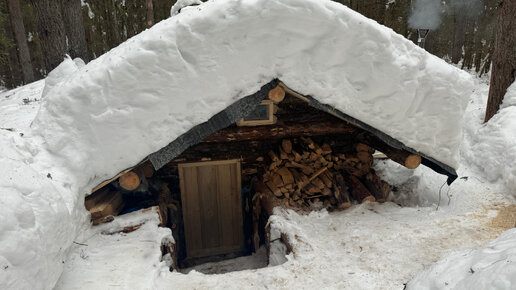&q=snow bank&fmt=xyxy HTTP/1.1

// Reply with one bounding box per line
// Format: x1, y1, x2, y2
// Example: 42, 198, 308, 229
0, 131, 87, 290
32, 0, 472, 193
465, 81, 516, 197
54, 209, 173, 290
407, 228, 516, 290
0, 82, 90, 290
